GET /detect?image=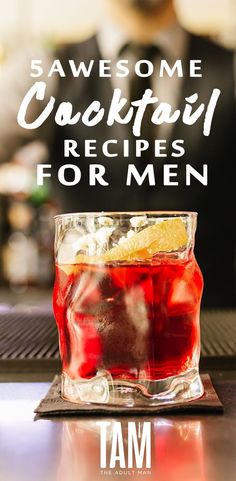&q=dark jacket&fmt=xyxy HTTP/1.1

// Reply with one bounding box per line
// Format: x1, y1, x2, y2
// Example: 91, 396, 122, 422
51, 34, 236, 307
